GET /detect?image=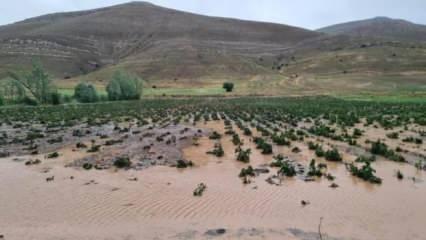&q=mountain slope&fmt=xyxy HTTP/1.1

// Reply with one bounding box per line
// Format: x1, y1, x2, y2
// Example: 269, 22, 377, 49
0, 1, 319, 80
318, 17, 426, 42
